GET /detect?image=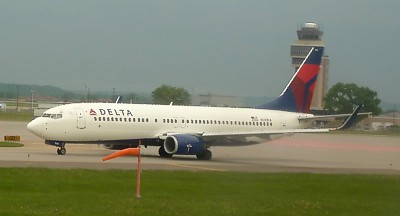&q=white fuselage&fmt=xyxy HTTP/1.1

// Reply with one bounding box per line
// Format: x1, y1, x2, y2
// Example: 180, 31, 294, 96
27, 103, 312, 145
